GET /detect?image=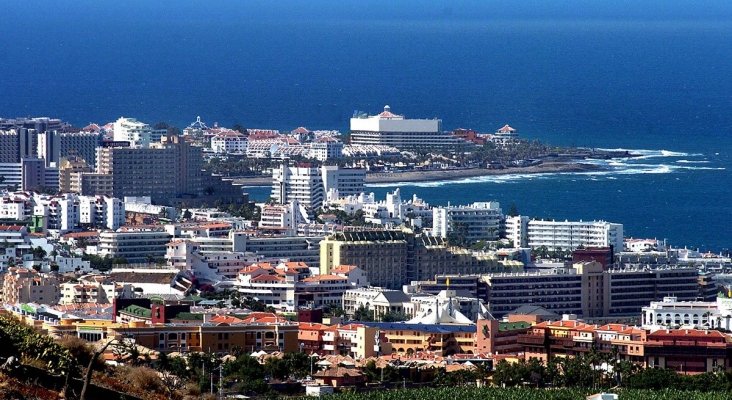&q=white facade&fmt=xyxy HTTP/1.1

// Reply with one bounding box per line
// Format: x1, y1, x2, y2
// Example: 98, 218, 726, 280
31, 193, 124, 233
505, 215, 624, 251
113, 117, 153, 148
272, 165, 366, 210
259, 201, 309, 233
432, 202, 502, 243
0, 201, 26, 220
641, 296, 732, 330
350, 106, 440, 133
98, 229, 172, 262
350, 105, 468, 151
505, 215, 530, 248
309, 141, 343, 161
325, 188, 431, 228
272, 165, 324, 210
321, 166, 366, 198
527, 219, 623, 251
234, 262, 368, 311
211, 134, 247, 154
